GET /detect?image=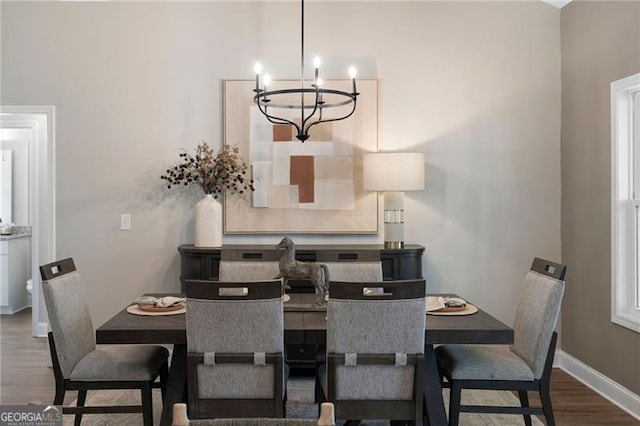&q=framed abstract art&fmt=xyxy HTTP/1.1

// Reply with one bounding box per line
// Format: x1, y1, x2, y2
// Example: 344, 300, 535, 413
223, 78, 378, 234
